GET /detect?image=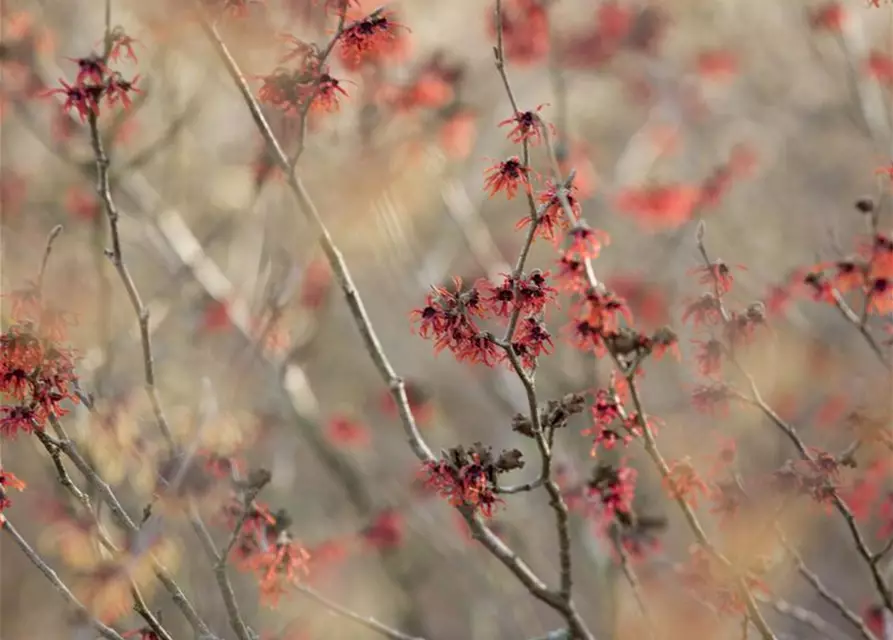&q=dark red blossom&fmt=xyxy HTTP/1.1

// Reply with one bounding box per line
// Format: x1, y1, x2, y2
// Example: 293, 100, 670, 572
338, 9, 408, 66
517, 180, 581, 244
104, 72, 142, 109
67, 54, 106, 86
499, 104, 551, 144
510, 316, 554, 369
422, 444, 523, 517
483, 156, 533, 199
478, 270, 557, 318
564, 223, 610, 261
41, 78, 100, 121
574, 288, 632, 336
